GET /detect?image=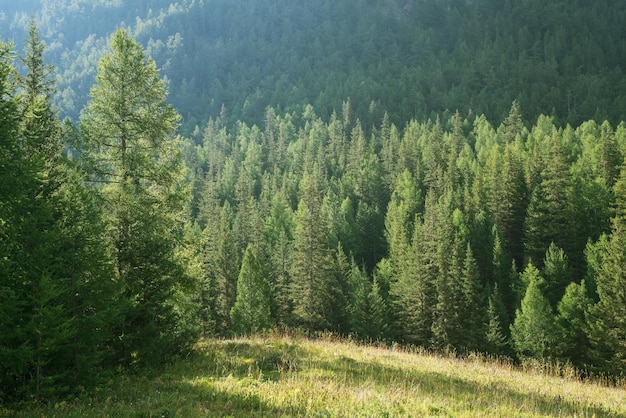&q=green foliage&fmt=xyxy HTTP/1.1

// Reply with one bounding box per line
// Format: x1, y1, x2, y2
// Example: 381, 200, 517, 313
348, 261, 388, 341
5, 1, 626, 134
4, 5, 626, 397
541, 243, 572, 310
289, 173, 343, 331
586, 164, 626, 374
511, 265, 557, 360
555, 281, 592, 369
80, 28, 199, 364
231, 246, 274, 334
